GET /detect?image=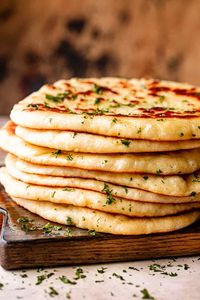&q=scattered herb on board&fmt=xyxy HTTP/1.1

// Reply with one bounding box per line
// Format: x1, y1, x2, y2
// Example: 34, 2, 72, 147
0, 283, 4, 290
140, 288, 155, 299
48, 286, 59, 297
121, 139, 130, 147
64, 228, 73, 236
42, 223, 62, 234
52, 149, 62, 158
17, 217, 36, 232
66, 154, 73, 161
88, 230, 97, 236
102, 183, 116, 205
112, 273, 125, 281
66, 217, 74, 226
59, 276, 76, 285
